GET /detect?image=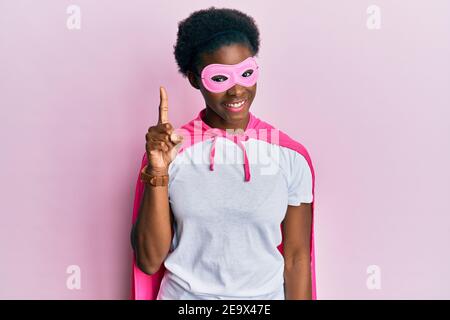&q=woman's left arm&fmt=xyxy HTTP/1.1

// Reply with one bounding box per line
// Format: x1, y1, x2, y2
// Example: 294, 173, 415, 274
282, 203, 312, 300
